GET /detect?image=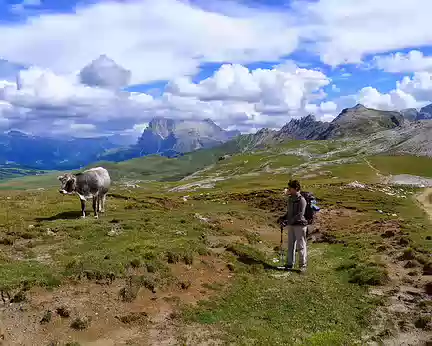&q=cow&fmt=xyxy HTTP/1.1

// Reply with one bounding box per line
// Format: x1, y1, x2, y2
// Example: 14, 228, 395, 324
58, 167, 111, 219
